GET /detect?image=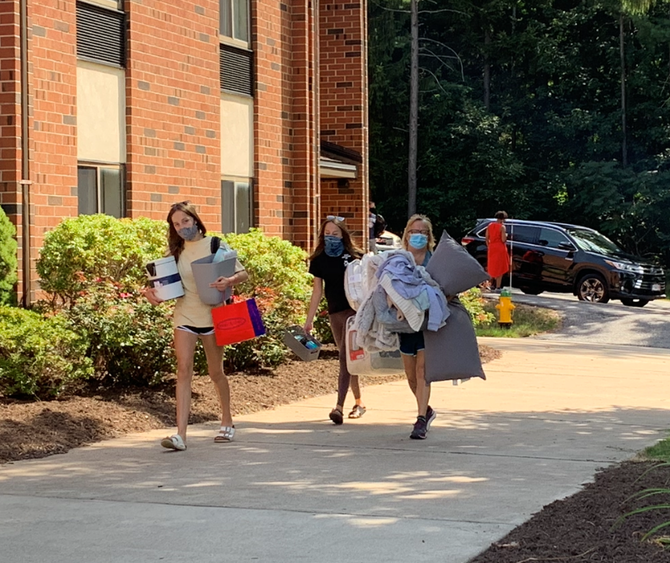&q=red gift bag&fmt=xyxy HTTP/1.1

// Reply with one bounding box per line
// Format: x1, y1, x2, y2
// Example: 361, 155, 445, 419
211, 298, 266, 346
